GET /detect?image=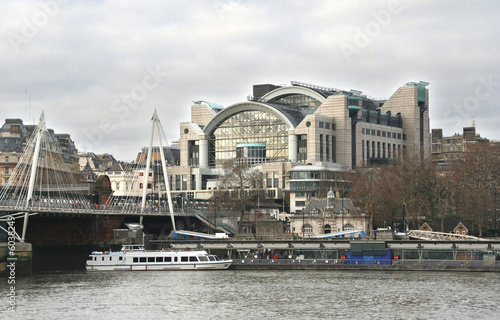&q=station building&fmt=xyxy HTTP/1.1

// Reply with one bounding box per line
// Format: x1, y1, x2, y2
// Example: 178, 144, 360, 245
168, 80, 430, 214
